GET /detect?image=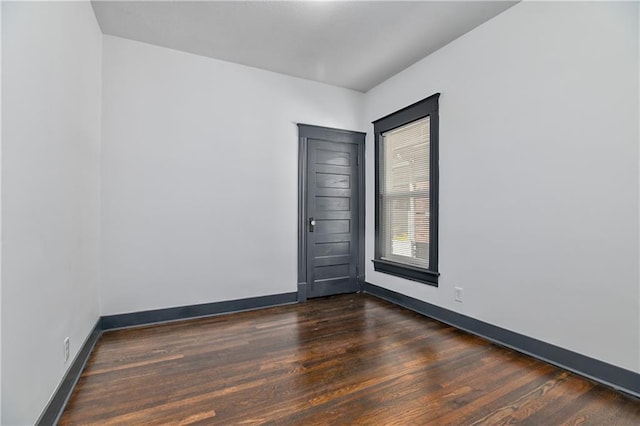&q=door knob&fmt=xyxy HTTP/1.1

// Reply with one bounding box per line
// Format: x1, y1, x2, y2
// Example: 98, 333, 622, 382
309, 218, 316, 232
